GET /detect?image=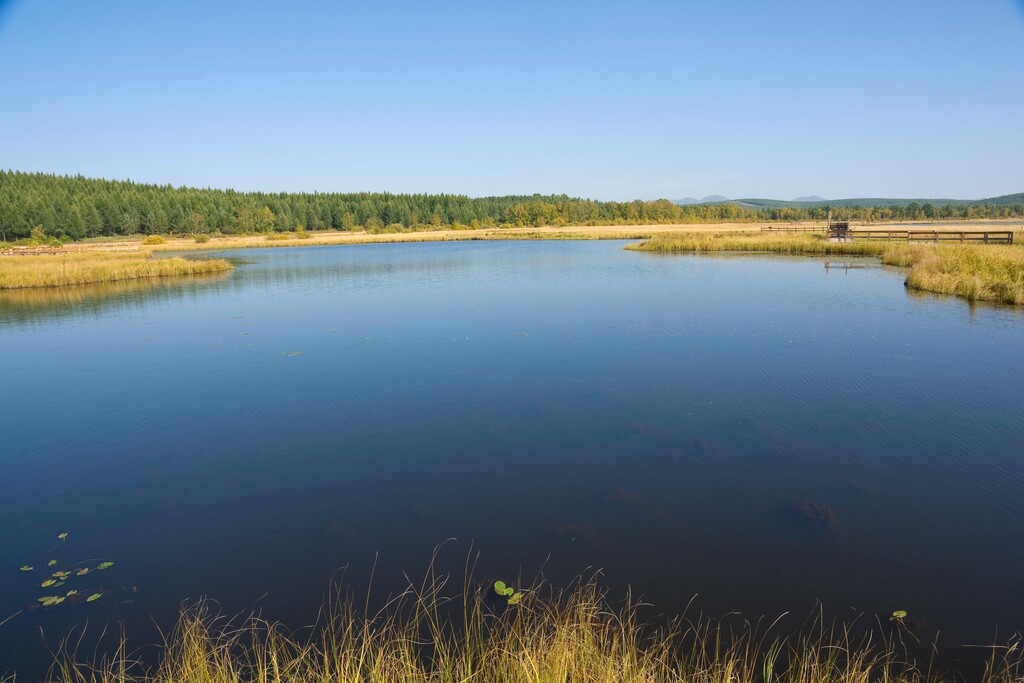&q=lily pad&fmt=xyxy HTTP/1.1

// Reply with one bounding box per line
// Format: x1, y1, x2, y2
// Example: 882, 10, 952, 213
96, 562, 114, 570
19, 566, 33, 571
507, 592, 524, 605
66, 590, 77, 596
47, 560, 57, 567
494, 580, 508, 595
52, 571, 71, 579
41, 579, 56, 587
76, 568, 89, 576
58, 532, 68, 540
86, 593, 102, 603
892, 610, 908, 618
38, 596, 65, 606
